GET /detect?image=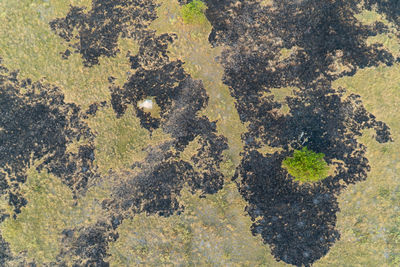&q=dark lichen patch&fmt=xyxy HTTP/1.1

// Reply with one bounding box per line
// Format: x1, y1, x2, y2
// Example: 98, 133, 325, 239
0, 62, 97, 215
50, 0, 157, 66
